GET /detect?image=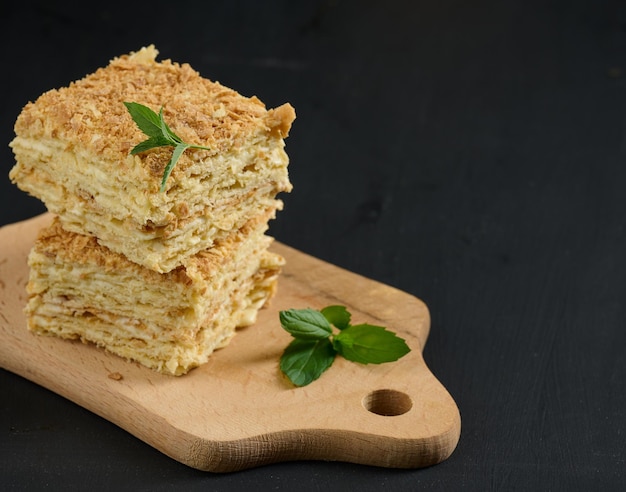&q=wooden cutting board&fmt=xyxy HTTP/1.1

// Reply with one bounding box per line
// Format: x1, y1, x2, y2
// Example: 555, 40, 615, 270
0, 214, 460, 472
